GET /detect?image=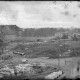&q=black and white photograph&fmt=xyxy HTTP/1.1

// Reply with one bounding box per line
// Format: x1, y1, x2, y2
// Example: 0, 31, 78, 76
0, 1, 80, 80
